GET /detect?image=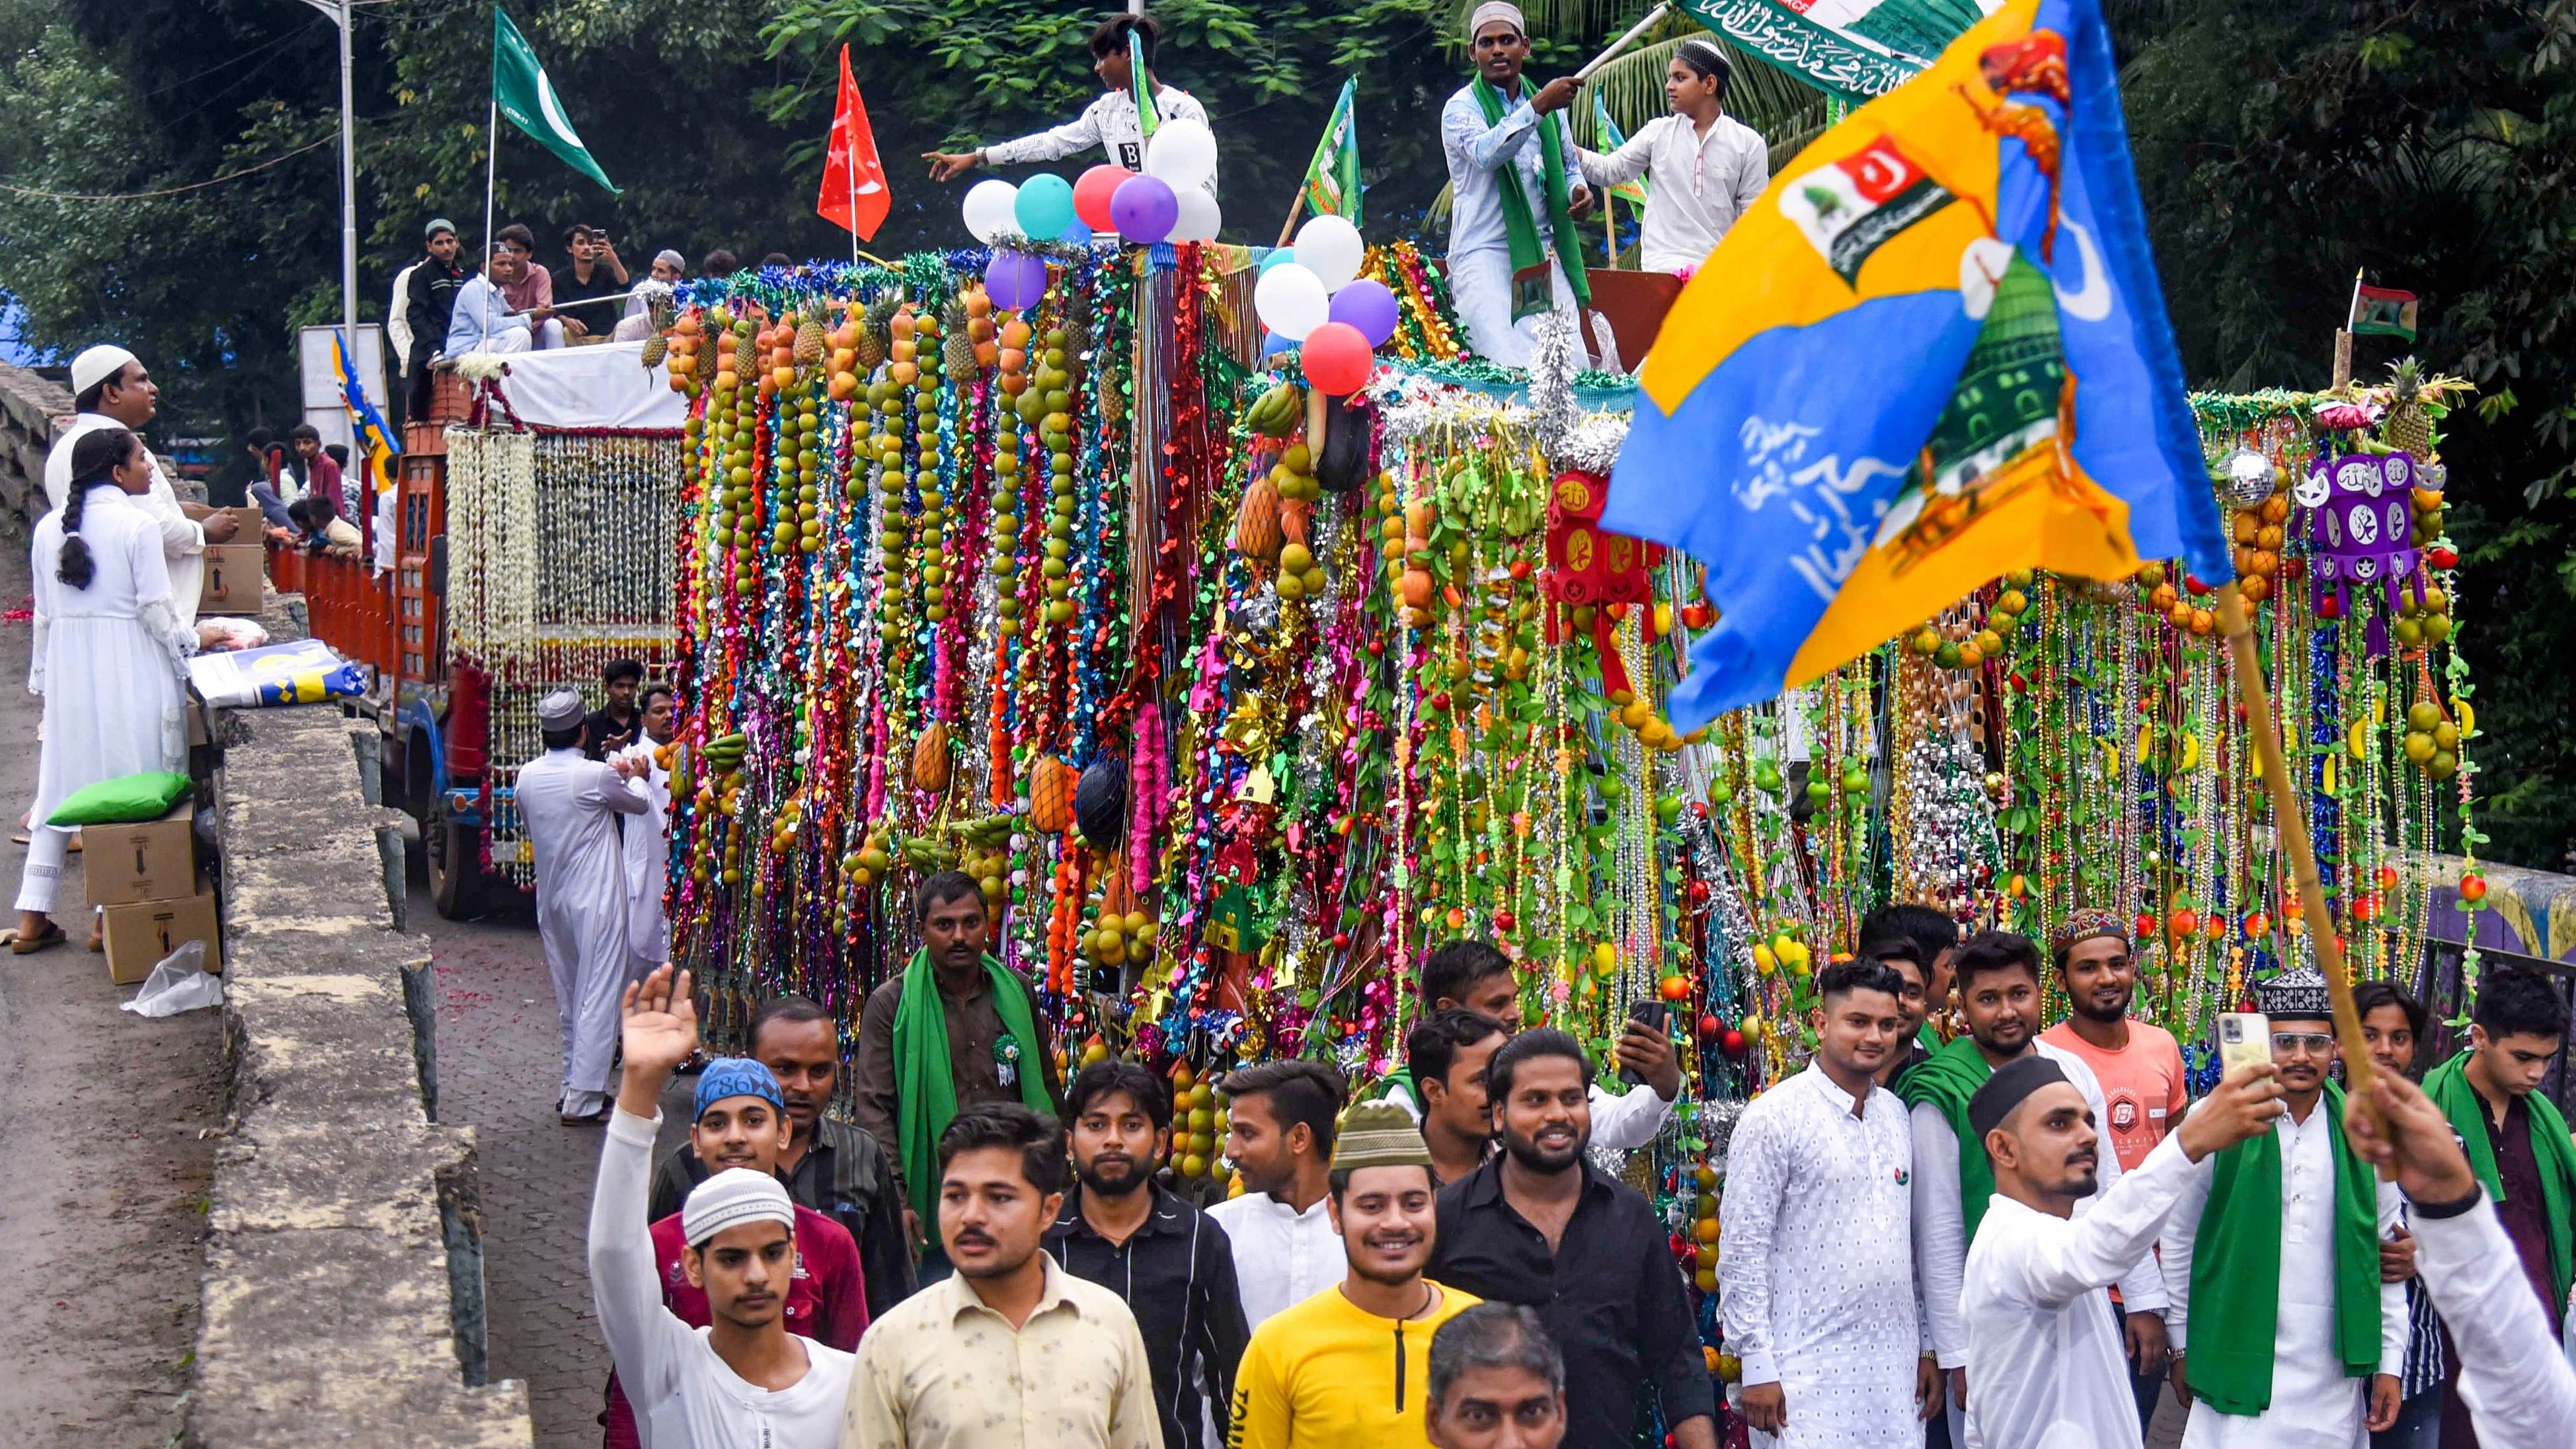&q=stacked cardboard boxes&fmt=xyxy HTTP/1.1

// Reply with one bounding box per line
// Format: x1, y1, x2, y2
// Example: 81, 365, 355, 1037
86, 801, 222, 985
